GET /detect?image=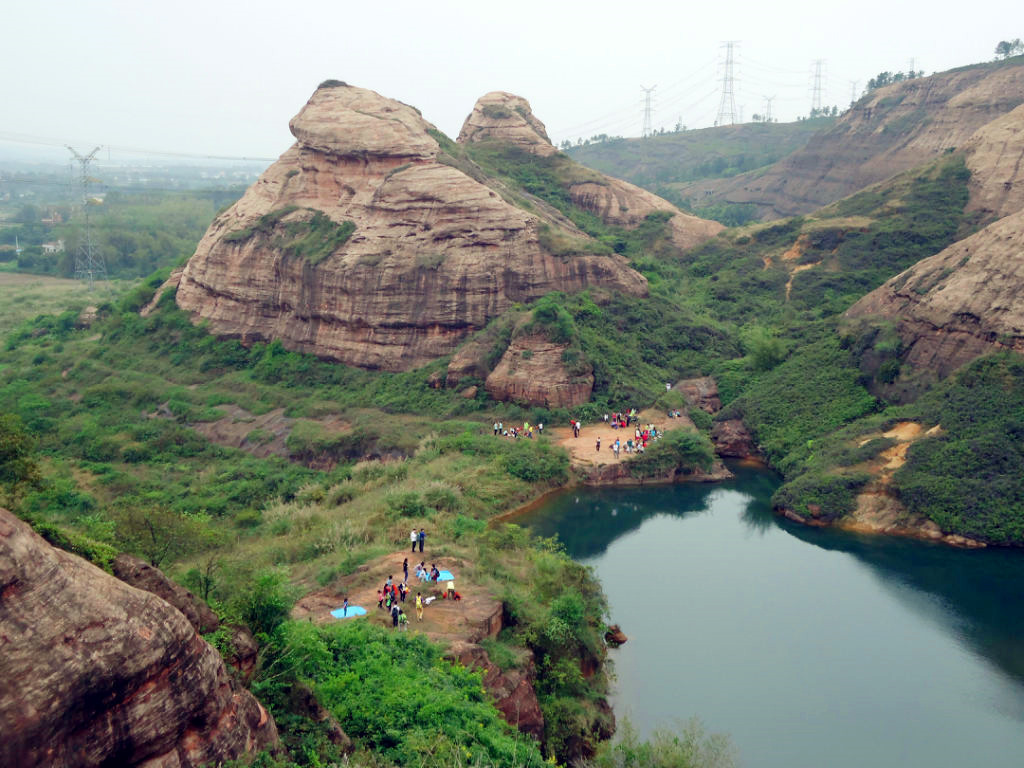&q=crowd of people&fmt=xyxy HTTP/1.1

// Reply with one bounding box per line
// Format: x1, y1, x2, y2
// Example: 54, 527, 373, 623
493, 420, 543, 439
